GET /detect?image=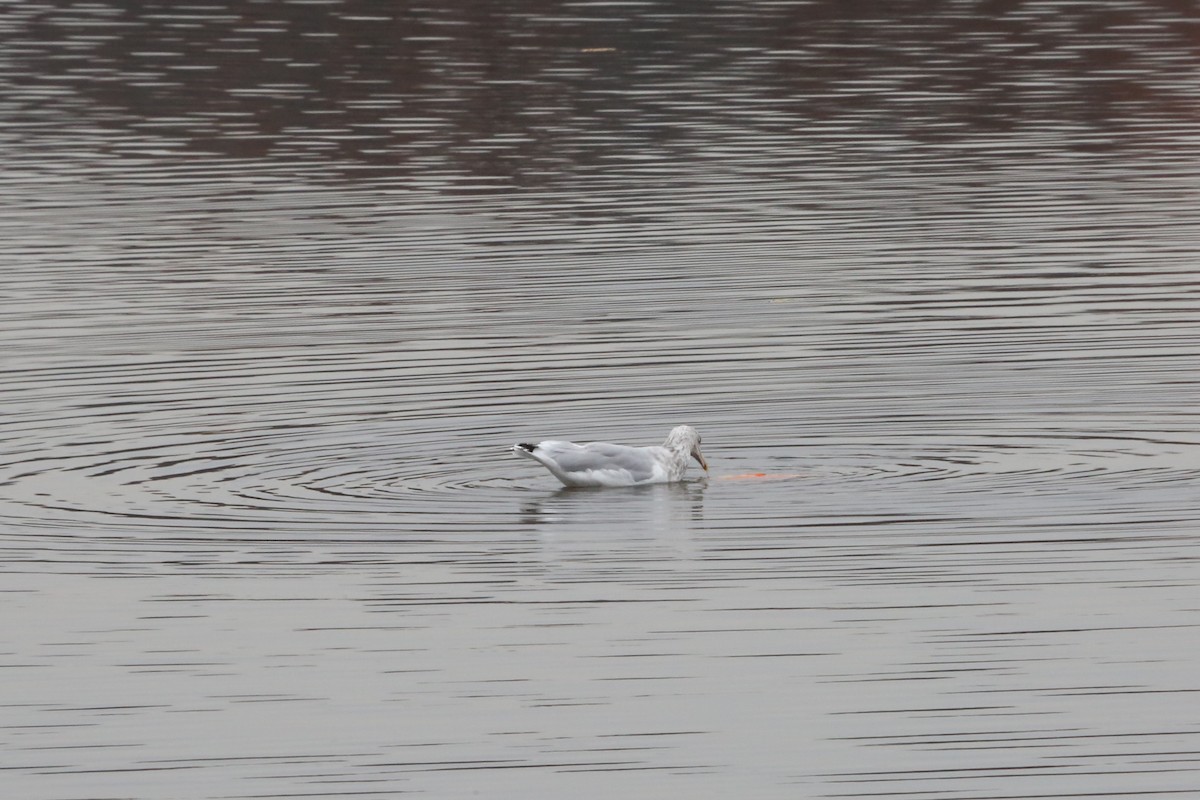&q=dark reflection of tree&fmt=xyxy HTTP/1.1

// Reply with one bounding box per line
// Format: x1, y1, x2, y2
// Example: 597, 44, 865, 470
4, 0, 1199, 183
